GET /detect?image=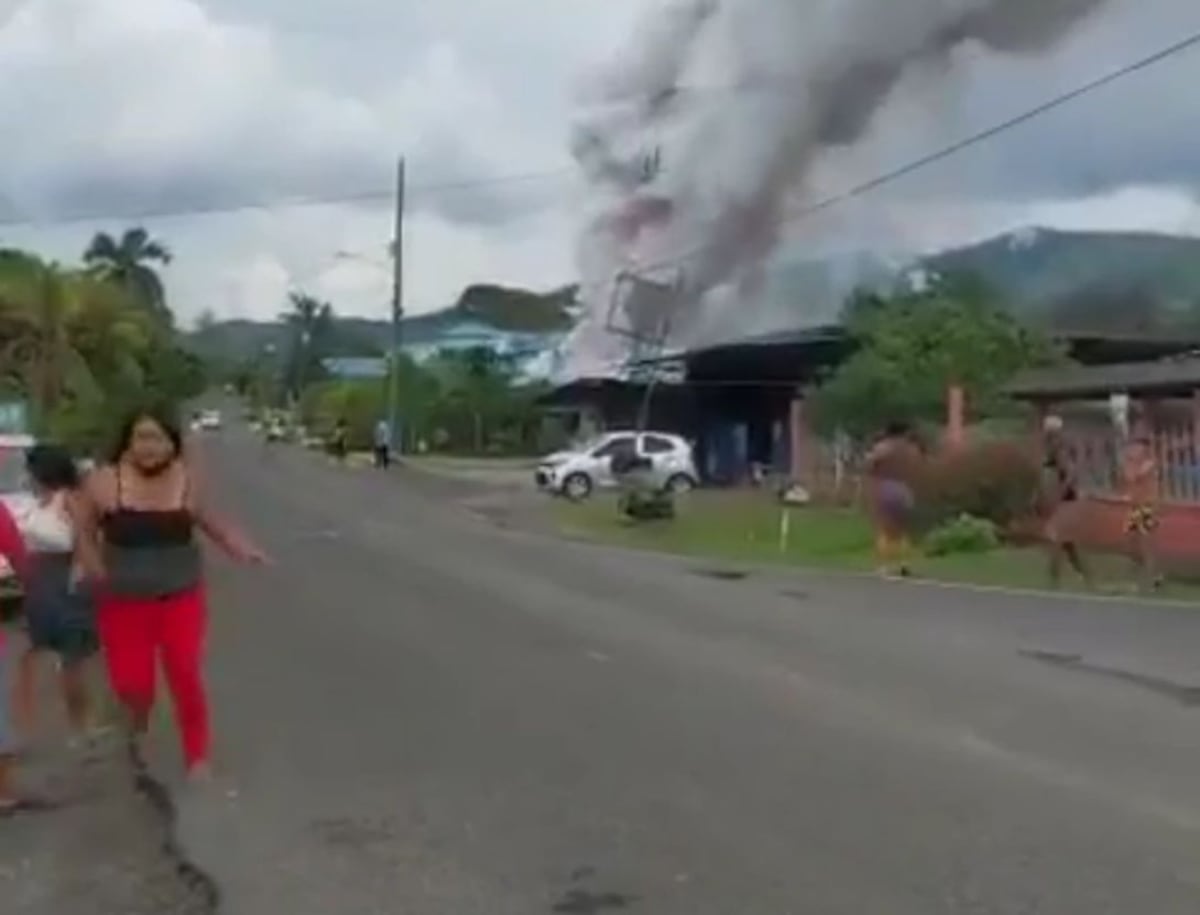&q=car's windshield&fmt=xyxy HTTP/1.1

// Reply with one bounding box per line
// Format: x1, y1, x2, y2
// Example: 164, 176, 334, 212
0, 446, 28, 494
